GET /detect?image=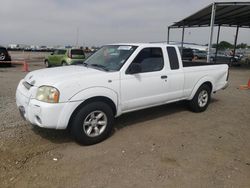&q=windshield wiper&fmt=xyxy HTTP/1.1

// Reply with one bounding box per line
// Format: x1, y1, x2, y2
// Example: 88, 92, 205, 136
90, 64, 109, 71
82, 62, 89, 67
